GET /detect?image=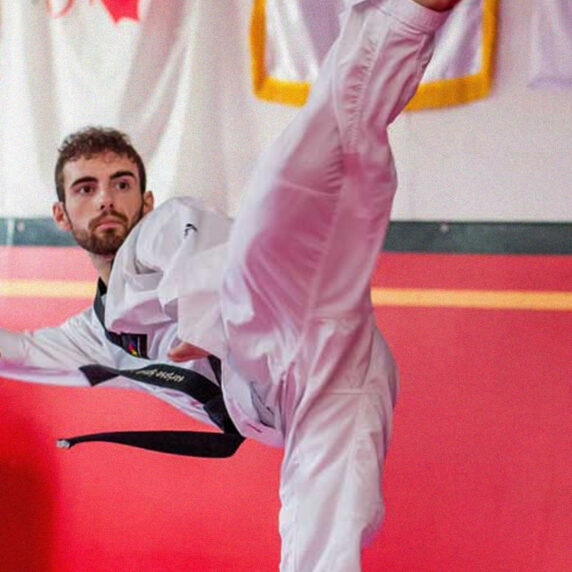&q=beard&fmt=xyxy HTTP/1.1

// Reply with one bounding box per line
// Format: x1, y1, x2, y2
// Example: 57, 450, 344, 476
70, 208, 143, 256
